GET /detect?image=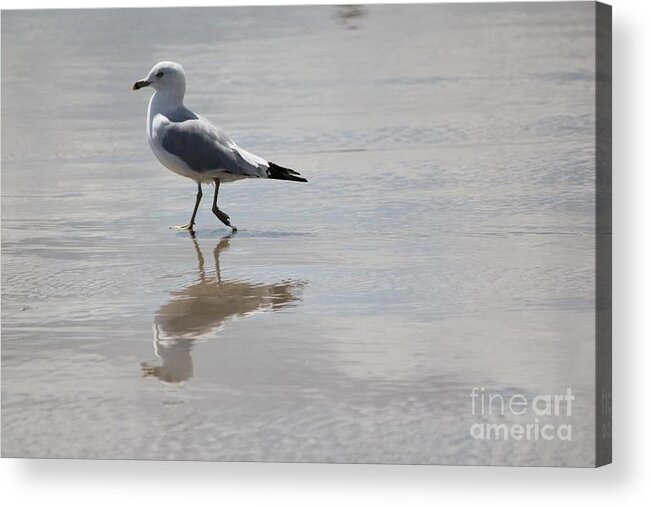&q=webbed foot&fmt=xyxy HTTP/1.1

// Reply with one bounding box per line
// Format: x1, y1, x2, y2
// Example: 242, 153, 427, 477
171, 223, 194, 231
213, 207, 237, 232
